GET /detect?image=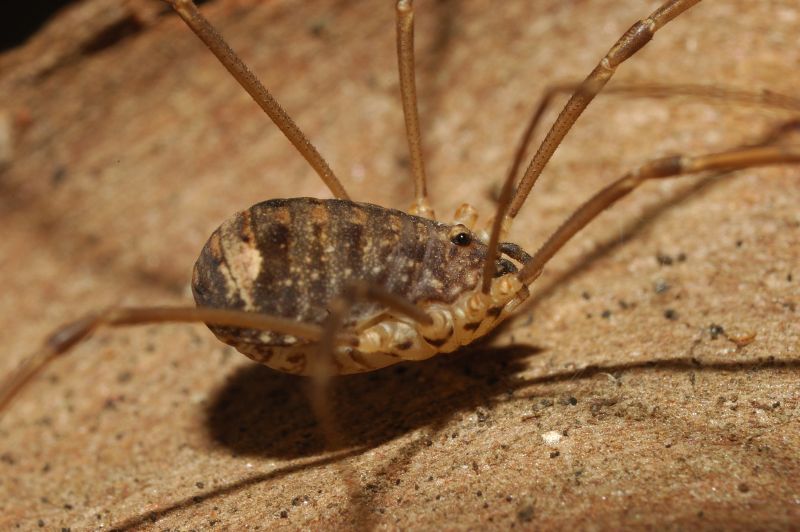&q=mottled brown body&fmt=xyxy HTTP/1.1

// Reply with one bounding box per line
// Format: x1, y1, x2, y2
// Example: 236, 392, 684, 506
191, 198, 508, 373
